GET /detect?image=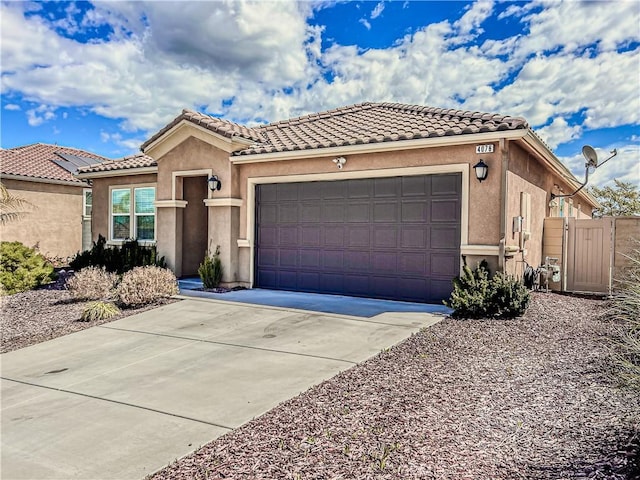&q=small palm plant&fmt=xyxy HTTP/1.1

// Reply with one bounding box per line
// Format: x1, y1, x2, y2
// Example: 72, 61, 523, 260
0, 182, 33, 225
